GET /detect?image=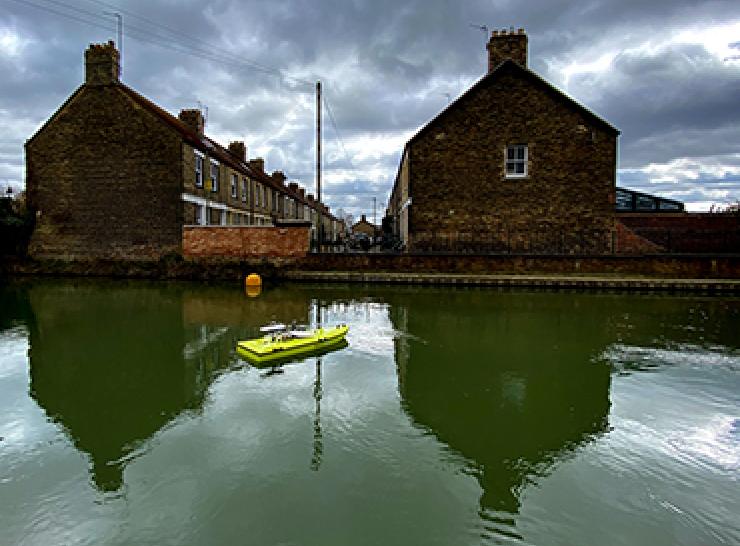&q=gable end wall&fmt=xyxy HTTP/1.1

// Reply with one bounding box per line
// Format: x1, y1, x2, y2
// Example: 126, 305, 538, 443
409, 71, 617, 253
26, 85, 183, 260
